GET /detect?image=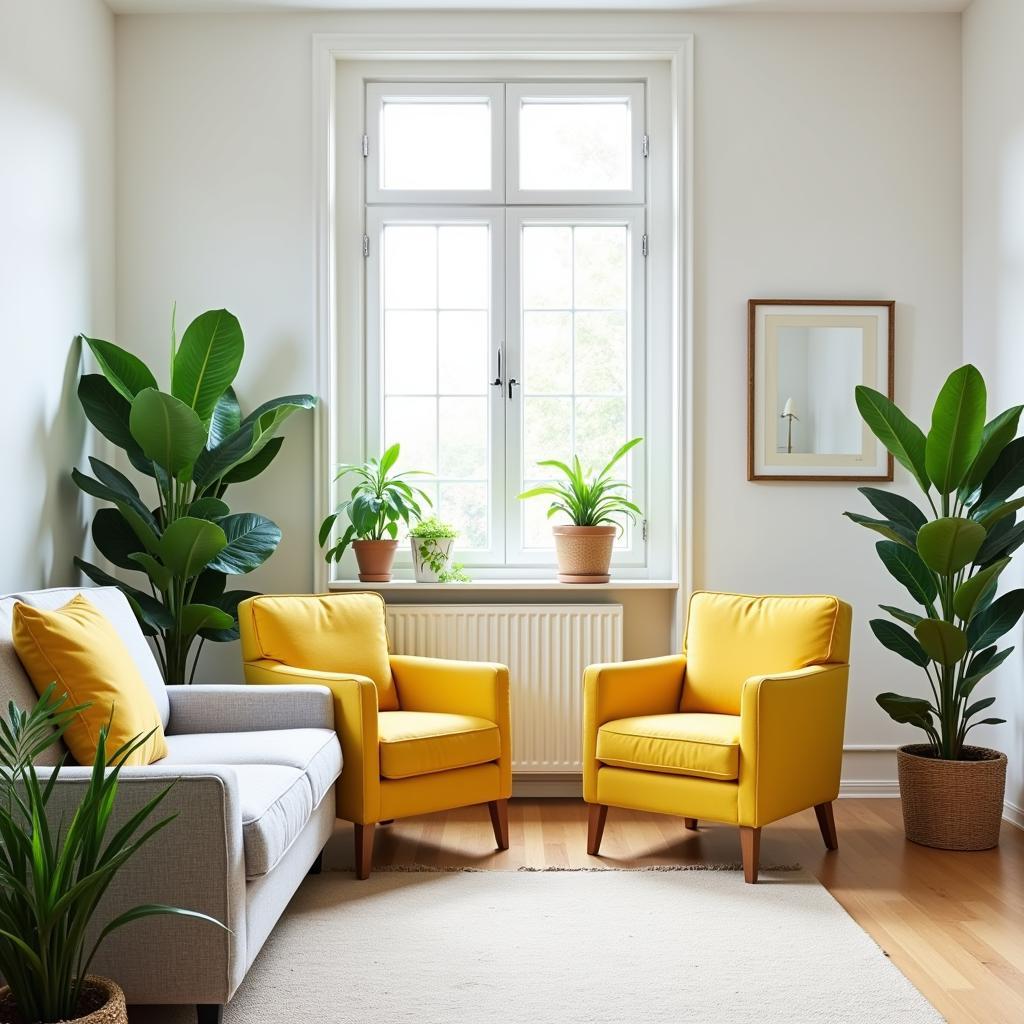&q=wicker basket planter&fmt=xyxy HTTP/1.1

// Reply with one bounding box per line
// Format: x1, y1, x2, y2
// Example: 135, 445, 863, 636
551, 525, 616, 583
896, 744, 1007, 851
0, 977, 127, 1024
